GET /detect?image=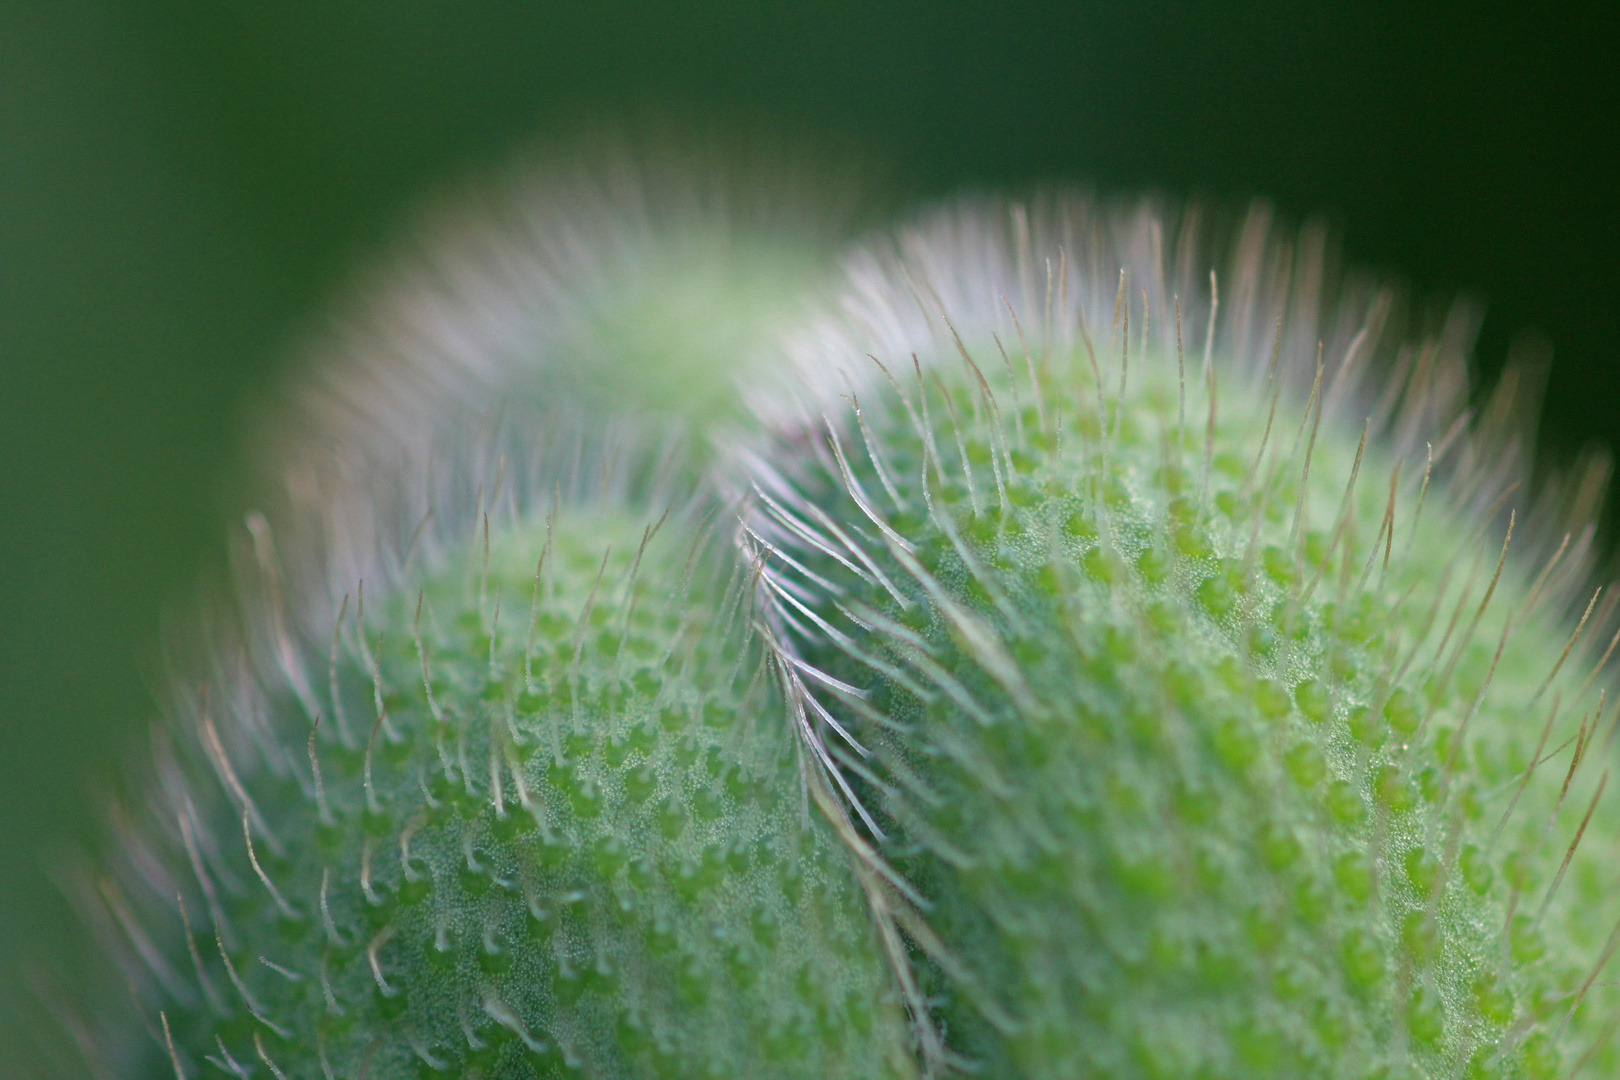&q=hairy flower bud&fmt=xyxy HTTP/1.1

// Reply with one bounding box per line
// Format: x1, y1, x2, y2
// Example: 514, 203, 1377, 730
36, 165, 1620, 1080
